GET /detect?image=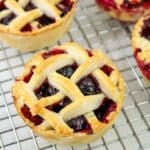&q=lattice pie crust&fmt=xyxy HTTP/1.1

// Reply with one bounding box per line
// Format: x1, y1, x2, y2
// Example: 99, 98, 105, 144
0, 0, 76, 51
12, 42, 125, 145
